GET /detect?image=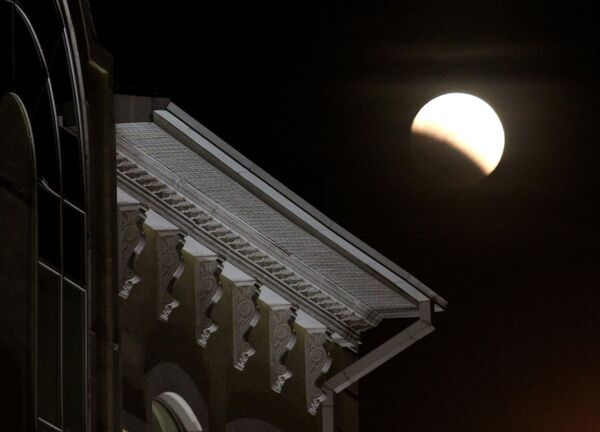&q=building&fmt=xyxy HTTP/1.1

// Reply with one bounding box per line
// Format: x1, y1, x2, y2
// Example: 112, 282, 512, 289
0, 1, 446, 431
